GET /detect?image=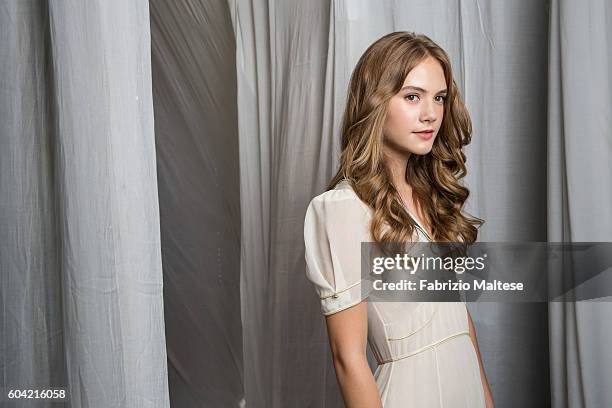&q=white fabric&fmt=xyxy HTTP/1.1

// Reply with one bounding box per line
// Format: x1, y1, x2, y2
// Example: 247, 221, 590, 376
303, 181, 486, 406
1, 0, 170, 406
304, 185, 372, 315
